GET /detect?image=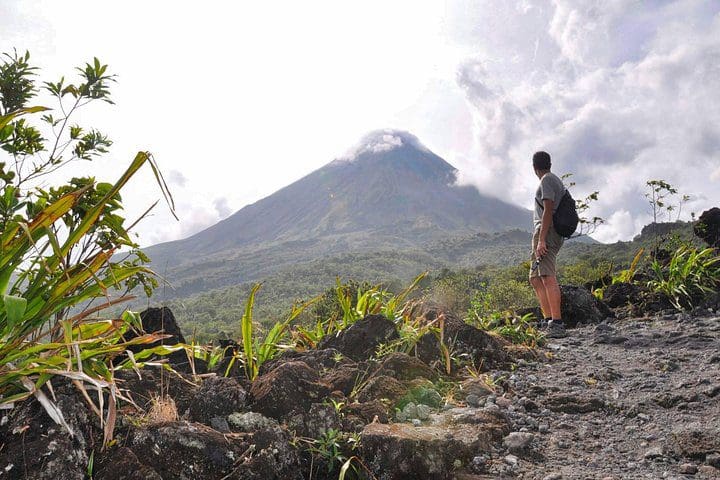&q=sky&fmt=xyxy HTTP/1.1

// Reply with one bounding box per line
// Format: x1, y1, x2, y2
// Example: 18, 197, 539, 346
2, 0, 719, 245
